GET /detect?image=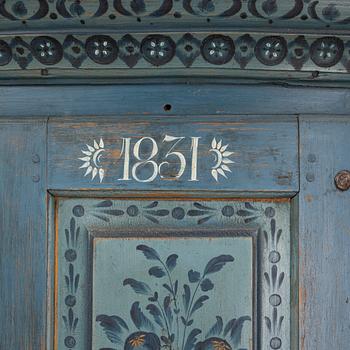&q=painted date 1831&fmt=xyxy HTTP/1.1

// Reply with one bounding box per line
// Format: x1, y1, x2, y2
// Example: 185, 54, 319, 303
79, 136, 235, 183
